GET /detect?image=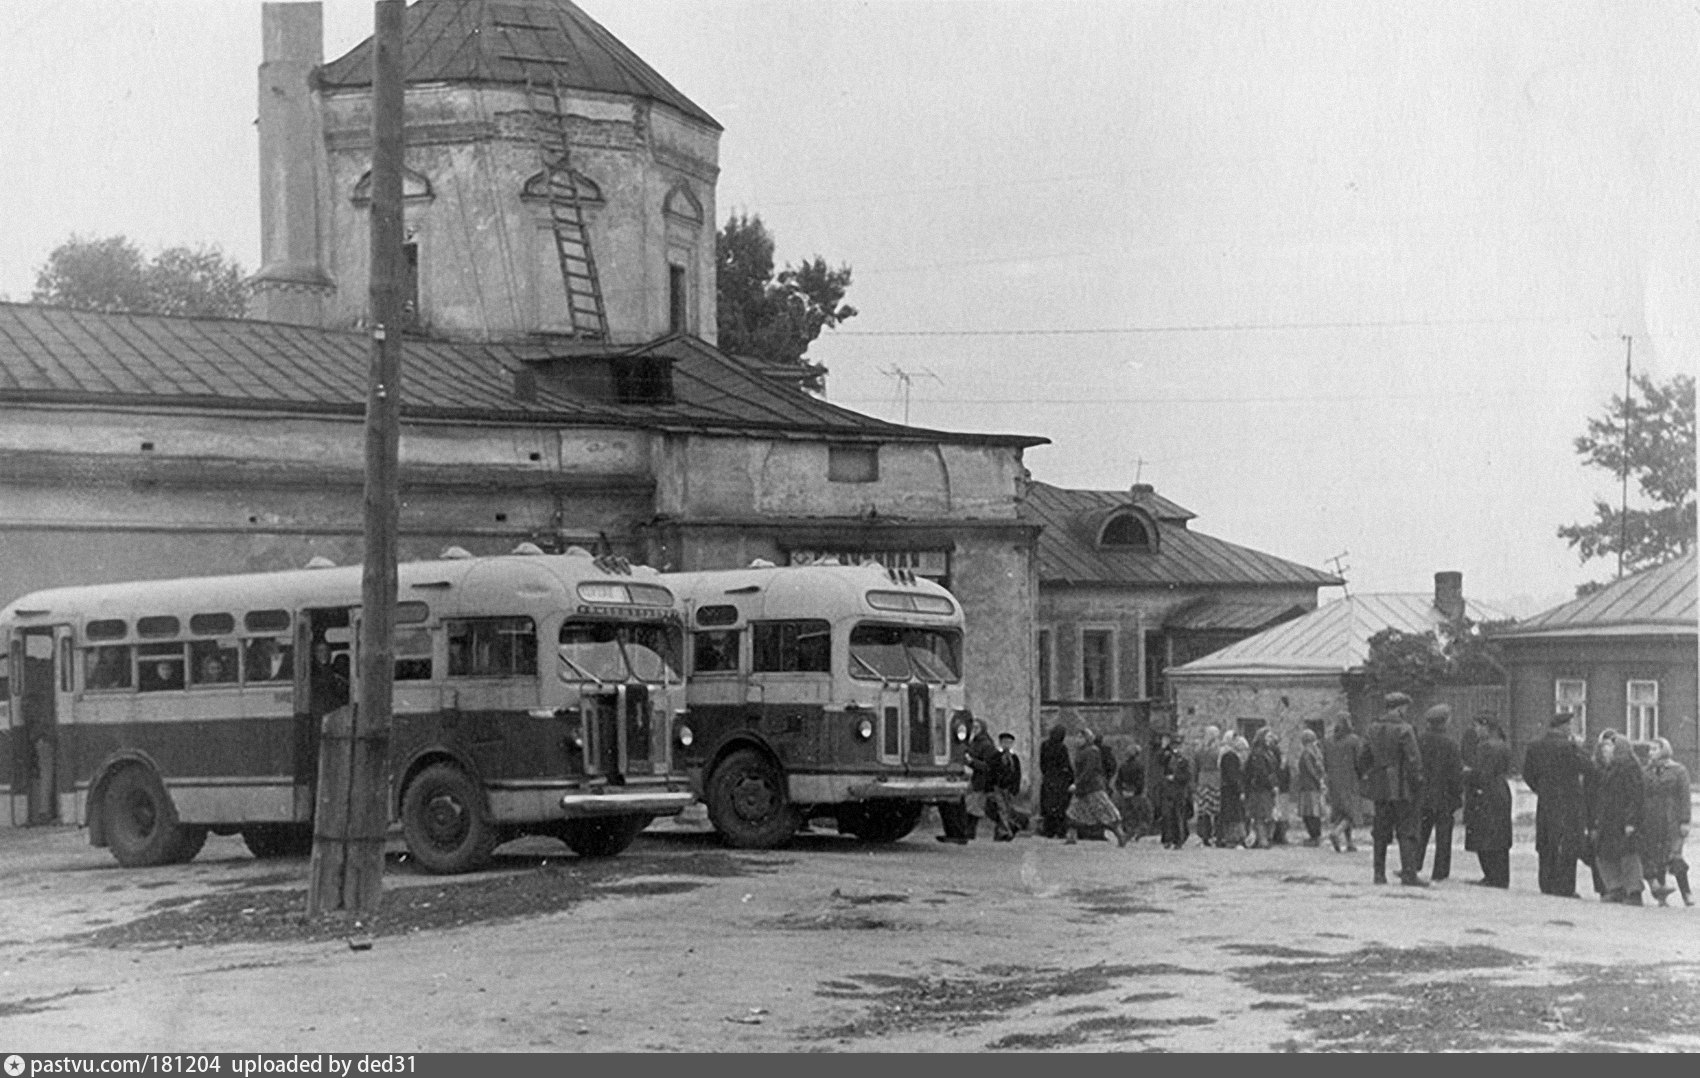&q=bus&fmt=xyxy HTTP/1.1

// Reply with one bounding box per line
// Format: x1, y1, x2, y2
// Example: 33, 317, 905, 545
662, 561, 971, 848
0, 547, 694, 873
